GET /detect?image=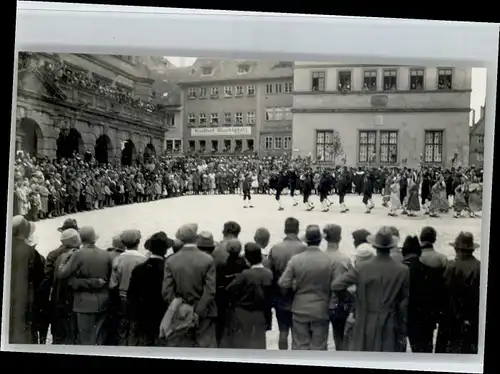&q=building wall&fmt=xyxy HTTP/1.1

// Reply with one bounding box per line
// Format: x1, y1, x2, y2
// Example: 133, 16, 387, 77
292, 64, 472, 168
164, 111, 183, 153
181, 81, 258, 153
257, 79, 293, 156
293, 112, 470, 168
